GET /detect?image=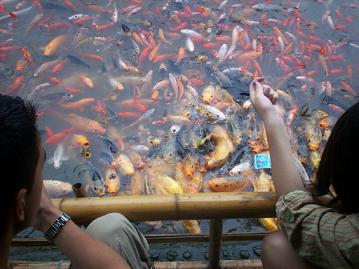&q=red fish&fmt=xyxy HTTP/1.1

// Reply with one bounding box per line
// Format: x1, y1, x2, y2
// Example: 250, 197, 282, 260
21, 48, 34, 63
